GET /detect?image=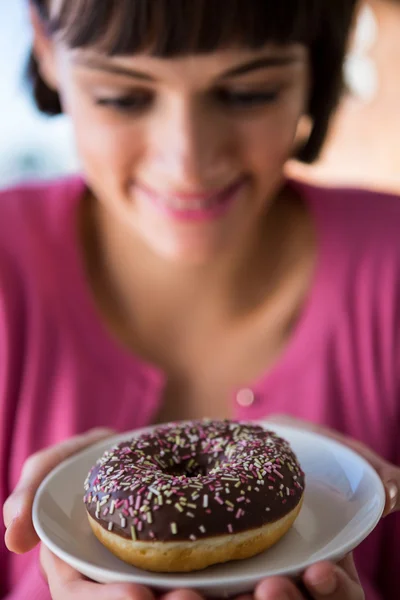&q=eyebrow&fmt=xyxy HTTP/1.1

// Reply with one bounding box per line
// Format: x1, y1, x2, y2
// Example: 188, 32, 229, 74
73, 53, 301, 82
73, 57, 156, 81
220, 55, 302, 79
